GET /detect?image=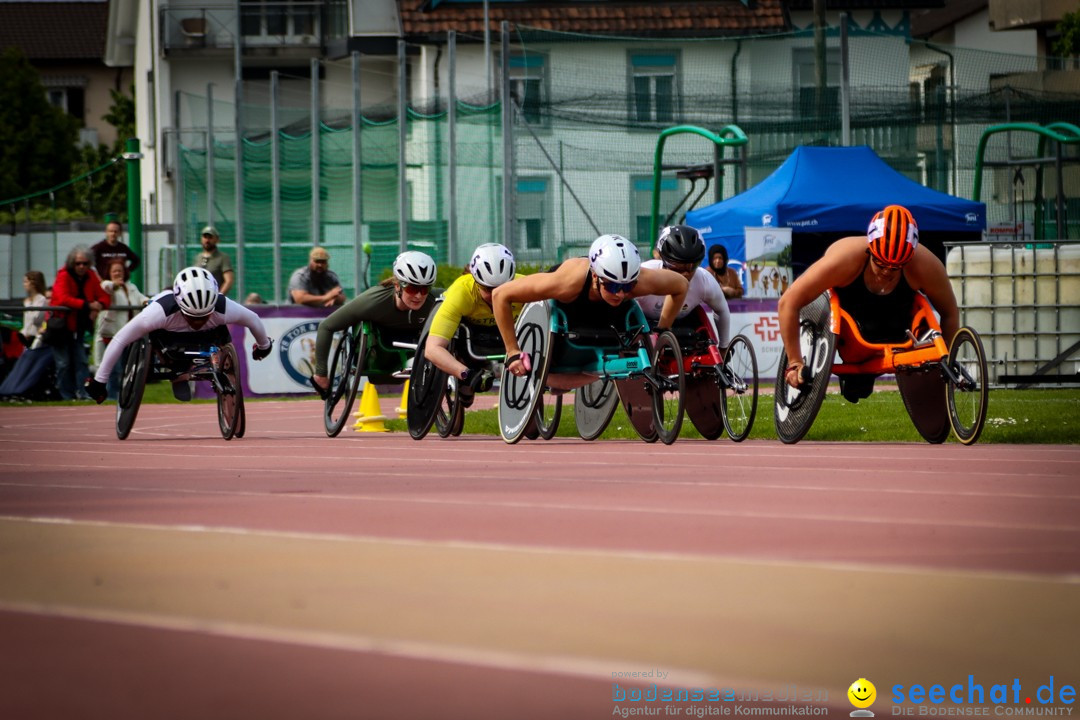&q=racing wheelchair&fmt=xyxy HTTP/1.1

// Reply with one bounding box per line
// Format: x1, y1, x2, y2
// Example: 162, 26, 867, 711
323, 321, 415, 437
407, 305, 506, 440
116, 325, 246, 441
497, 299, 687, 445
774, 290, 989, 445
653, 304, 760, 442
